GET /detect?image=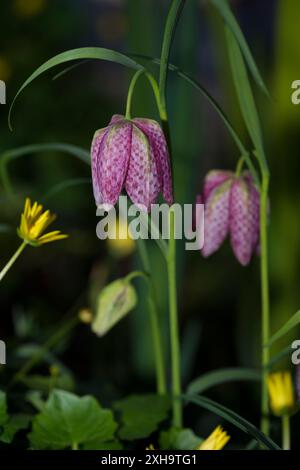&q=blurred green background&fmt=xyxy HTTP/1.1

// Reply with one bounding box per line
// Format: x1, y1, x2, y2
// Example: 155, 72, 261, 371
1, 0, 300, 448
